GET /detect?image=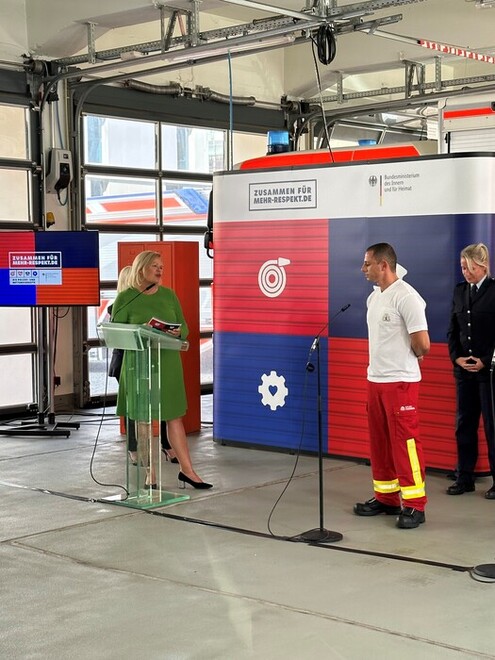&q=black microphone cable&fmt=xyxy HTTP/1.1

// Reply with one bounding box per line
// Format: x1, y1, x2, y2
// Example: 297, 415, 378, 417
266, 303, 350, 538
111, 282, 155, 322
88, 346, 129, 500
89, 281, 156, 498
267, 366, 311, 539
309, 28, 336, 159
